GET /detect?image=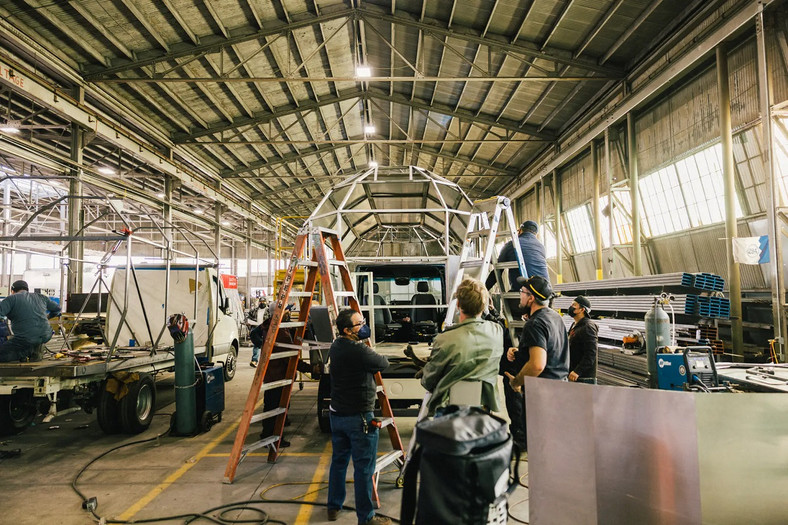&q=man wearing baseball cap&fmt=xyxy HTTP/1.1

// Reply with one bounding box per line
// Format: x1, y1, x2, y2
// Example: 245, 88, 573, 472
503, 275, 569, 450
0, 280, 61, 362
485, 220, 549, 292
567, 296, 598, 384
